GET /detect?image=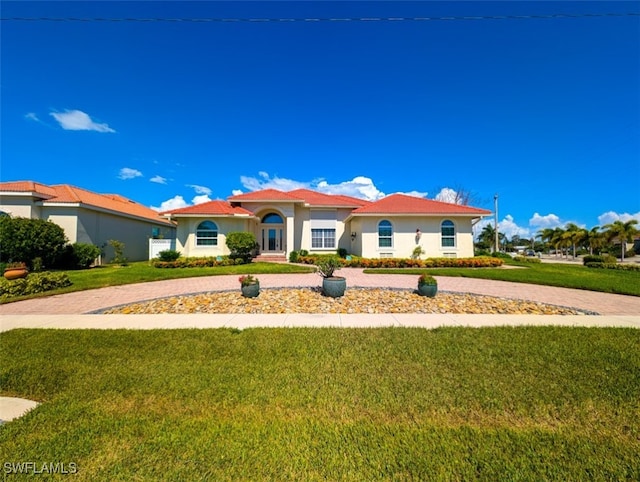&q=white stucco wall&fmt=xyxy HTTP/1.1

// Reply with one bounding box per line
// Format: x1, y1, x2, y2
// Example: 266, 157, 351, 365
176, 217, 253, 258
356, 216, 476, 259
45, 207, 175, 262
0, 195, 38, 218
